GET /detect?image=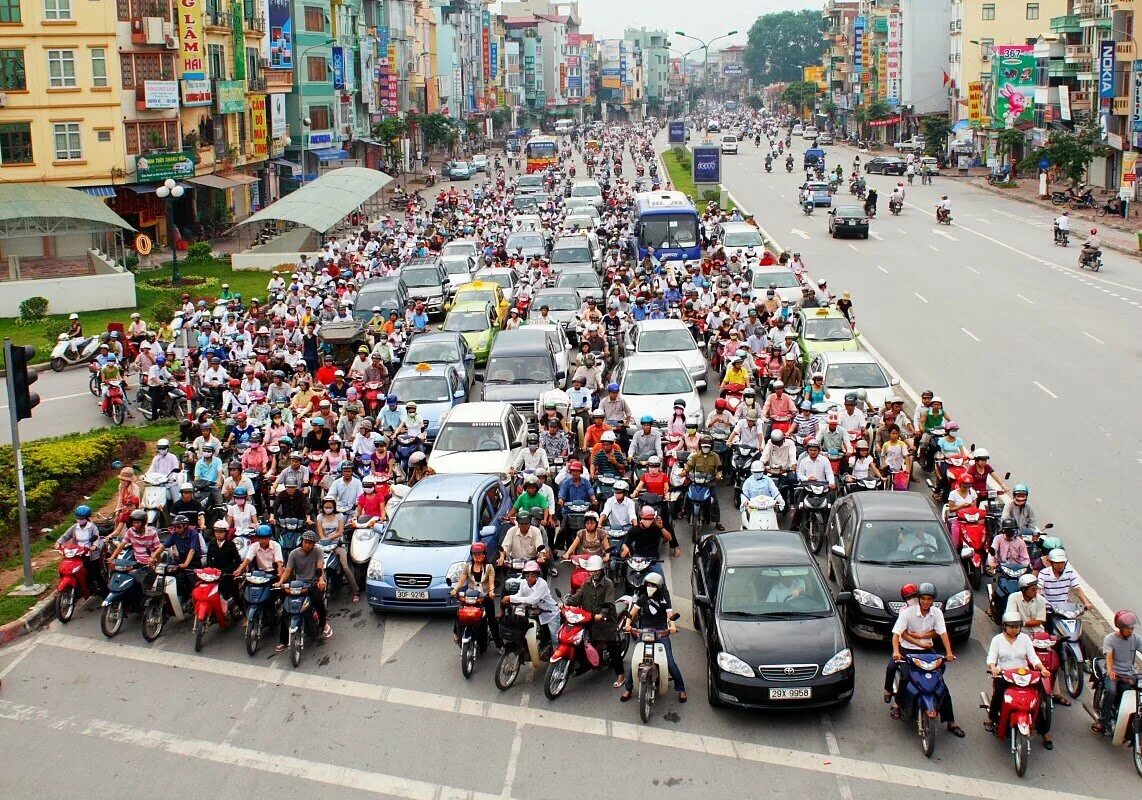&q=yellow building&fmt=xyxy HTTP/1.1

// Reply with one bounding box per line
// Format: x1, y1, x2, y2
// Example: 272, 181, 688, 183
0, 0, 126, 188
413, 0, 439, 113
